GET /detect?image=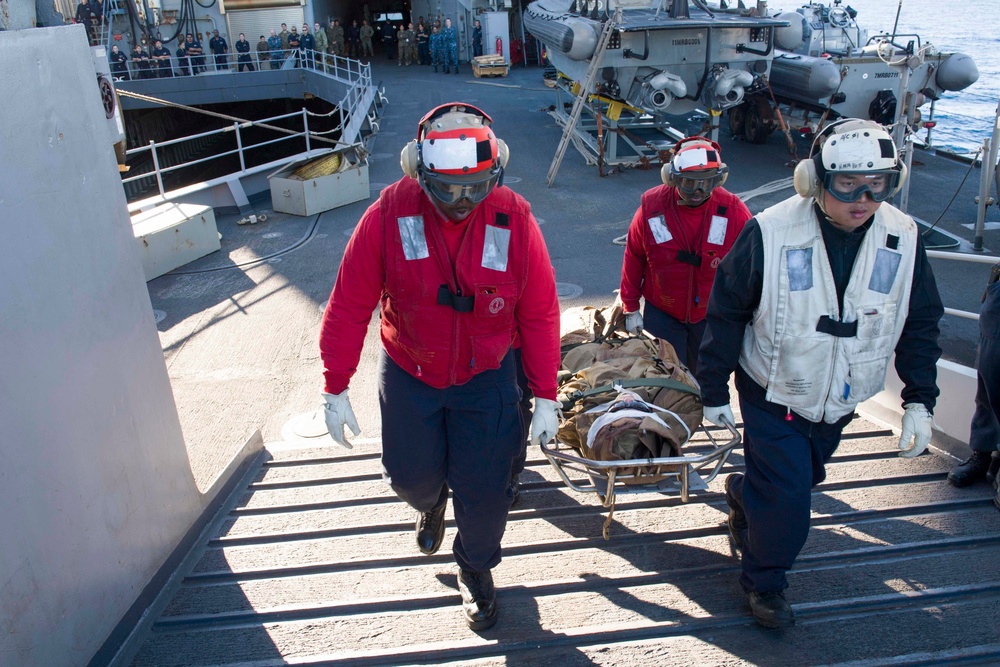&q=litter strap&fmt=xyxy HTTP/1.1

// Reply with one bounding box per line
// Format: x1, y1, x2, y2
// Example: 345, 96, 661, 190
562, 377, 701, 410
